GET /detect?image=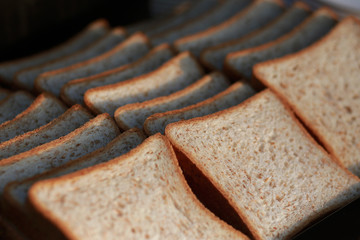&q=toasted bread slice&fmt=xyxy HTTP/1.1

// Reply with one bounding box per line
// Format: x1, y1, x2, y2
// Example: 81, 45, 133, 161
0, 93, 67, 143
254, 17, 360, 176
166, 90, 360, 240
0, 113, 119, 196
0, 91, 34, 124
174, 0, 284, 56
115, 72, 230, 130
144, 81, 255, 135
35, 33, 151, 96
0, 88, 11, 101
151, 0, 251, 46
28, 134, 248, 240
201, 1, 311, 70
225, 7, 337, 80
0, 105, 92, 159
84, 51, 204, 116
61, 43, 175, 105
0, 19, 109, 85
14, 28, 126, 91
3, 129, 145, 239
